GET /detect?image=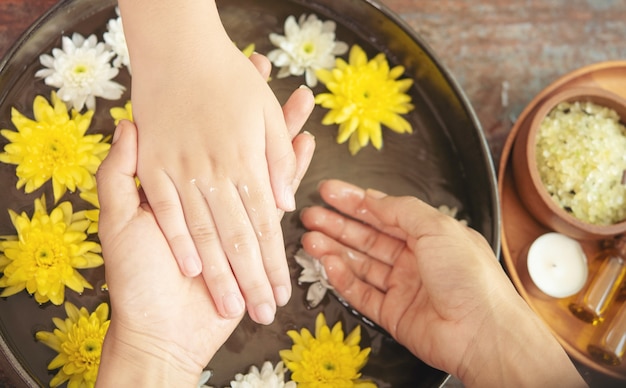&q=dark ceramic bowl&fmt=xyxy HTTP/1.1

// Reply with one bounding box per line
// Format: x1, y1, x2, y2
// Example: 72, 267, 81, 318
512, 86, 626, 240
0, 0, 500, 386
